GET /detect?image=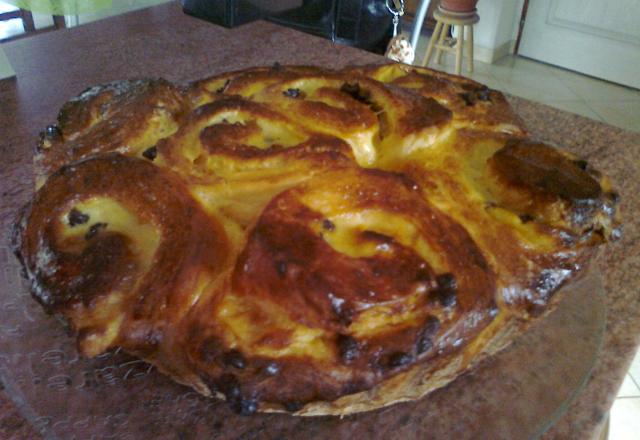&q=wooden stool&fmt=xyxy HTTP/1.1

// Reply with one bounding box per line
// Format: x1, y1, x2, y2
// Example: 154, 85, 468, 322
422, 7, 479, 75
